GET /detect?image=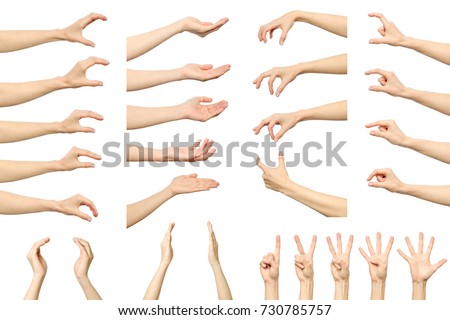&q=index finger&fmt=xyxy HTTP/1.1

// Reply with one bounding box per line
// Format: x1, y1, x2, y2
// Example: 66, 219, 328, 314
79, 195, 98, 217
77, 110, 104, 121
75, 148, 102, 160
367, 169, 385, 181
275, 235, 280, 258
256, 158, 269, 173
346, 235, 354, 255
327, 236, 337, 256
365, 68, 389, 78
294, 235, 305, 254
368, 13, 389, 26
365, 120, 389, 128
83, 56, 110, 68
31, 237, 50, 252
